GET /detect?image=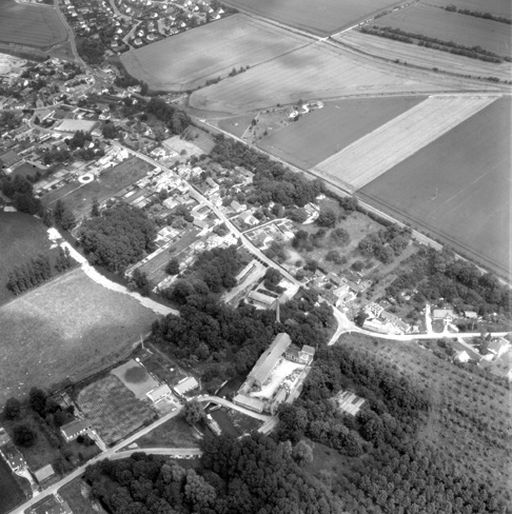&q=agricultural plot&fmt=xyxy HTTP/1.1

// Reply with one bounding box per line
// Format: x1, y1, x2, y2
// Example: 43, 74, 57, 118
425, 0, 511, 18
340, 334, 512, 493
221, 0, 399, 36
313, 95, 497, 191
0, 0, 67, 49
0, 211, 58, 306
77, 375, 155, 445
120, 14, 309, 92
257, 96, 424, 169
360, 97, 511, 279
373, 3, 511, 57
189, 42, 486, 114
336, 31, 512, 81
0, 268, 156, 404
42, 157, 153, 219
